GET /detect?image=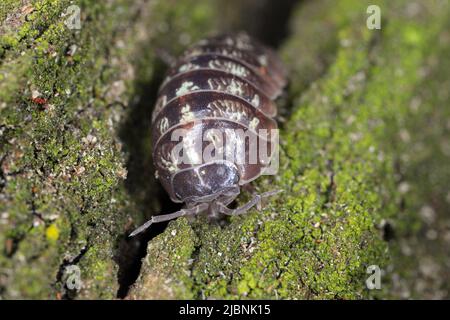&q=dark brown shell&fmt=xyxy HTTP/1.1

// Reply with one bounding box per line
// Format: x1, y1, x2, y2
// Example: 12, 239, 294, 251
152, 33, 286, 203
